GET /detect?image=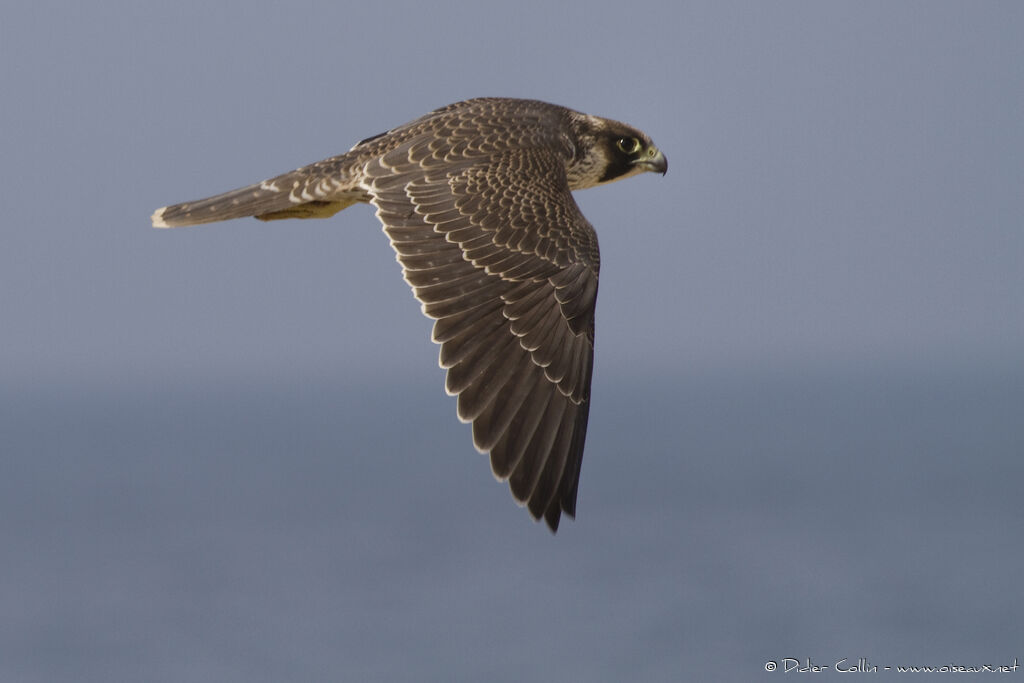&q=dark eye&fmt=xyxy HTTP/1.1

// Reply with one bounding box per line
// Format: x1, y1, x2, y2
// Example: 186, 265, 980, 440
615, 137, 642, 154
